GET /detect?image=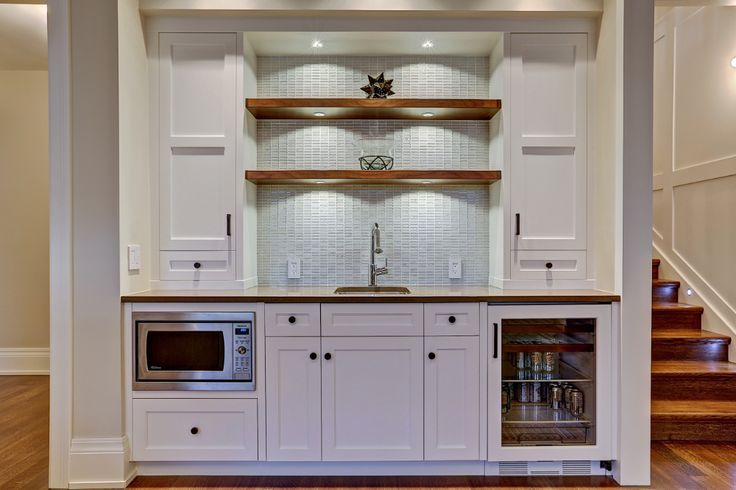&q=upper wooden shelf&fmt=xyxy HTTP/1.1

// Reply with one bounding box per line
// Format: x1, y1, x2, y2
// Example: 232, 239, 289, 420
245, 169, 501, 186
245, 98, 502, 120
